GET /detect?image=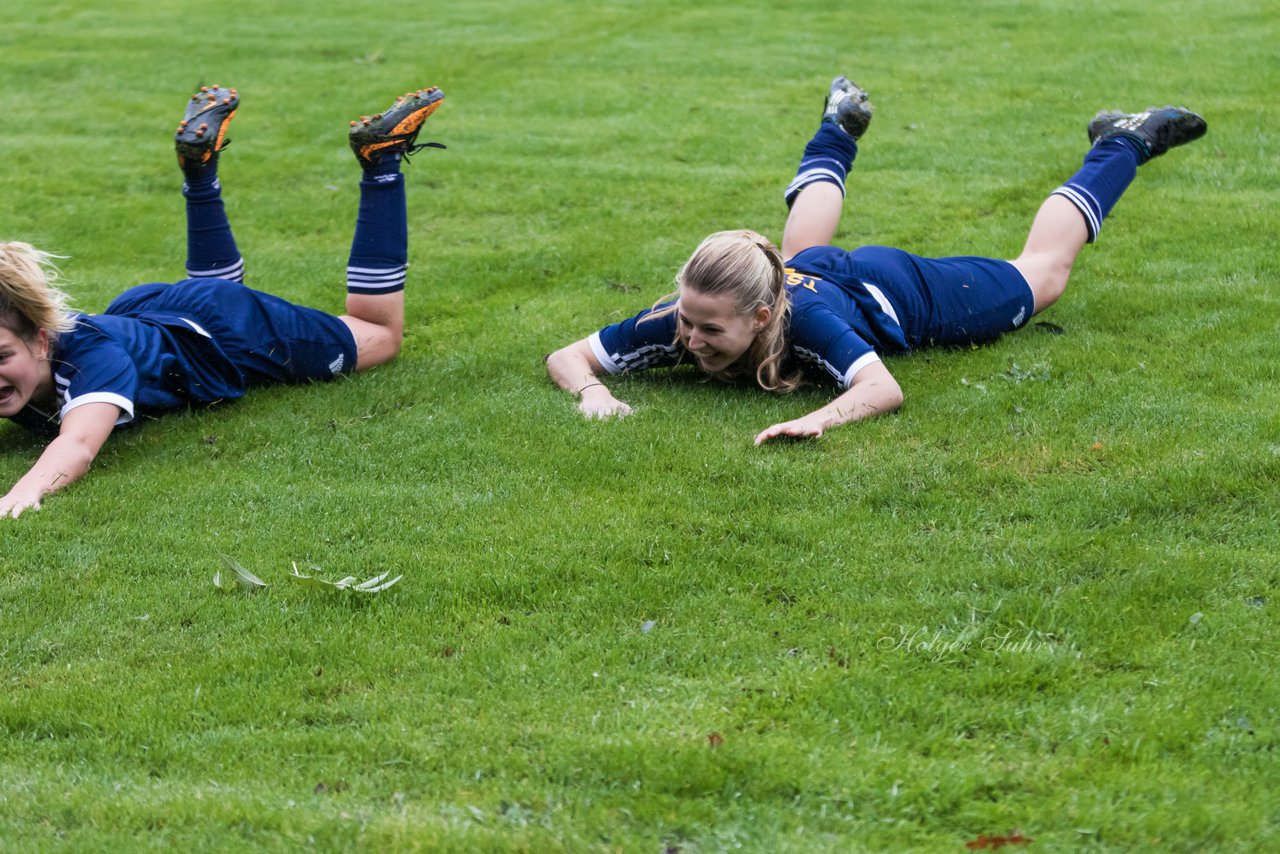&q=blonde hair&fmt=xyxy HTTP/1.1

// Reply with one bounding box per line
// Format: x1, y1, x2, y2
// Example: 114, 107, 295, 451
647, 230, 802, 393
0, 241, 75, 339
